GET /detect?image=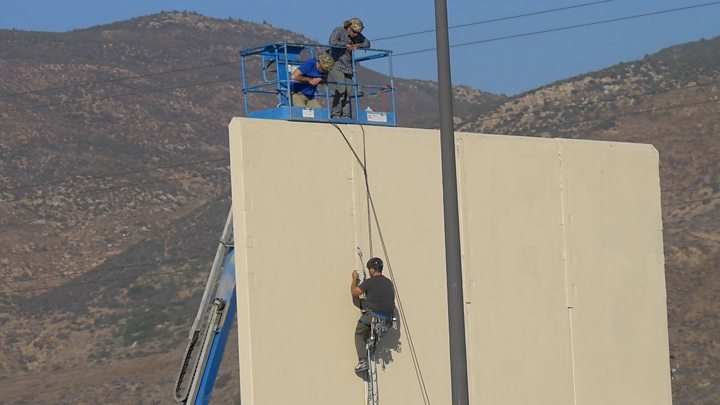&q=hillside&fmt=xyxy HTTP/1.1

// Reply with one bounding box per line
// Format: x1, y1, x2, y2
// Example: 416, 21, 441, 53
0, 11, 717, 405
